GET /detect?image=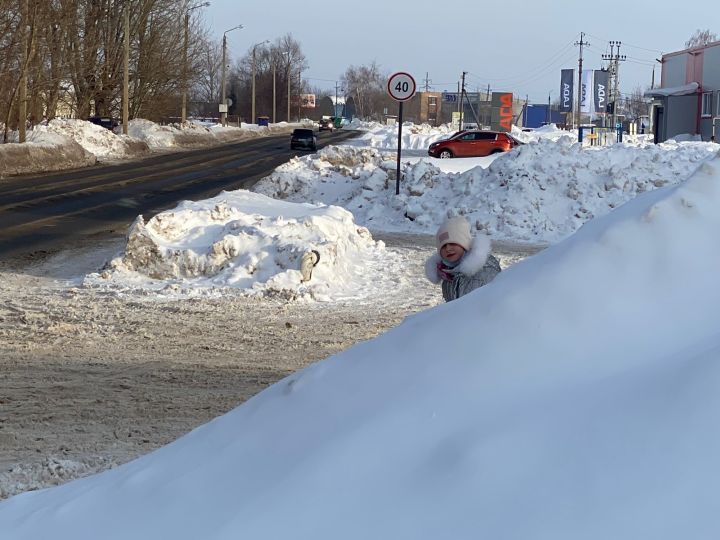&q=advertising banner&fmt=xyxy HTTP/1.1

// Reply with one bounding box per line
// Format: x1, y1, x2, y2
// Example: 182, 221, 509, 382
299, 94, 316, 108
580, 70, 594, 114
593, 69, 609, 113
490, 92, 514, 132
559, 69, 574, 112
